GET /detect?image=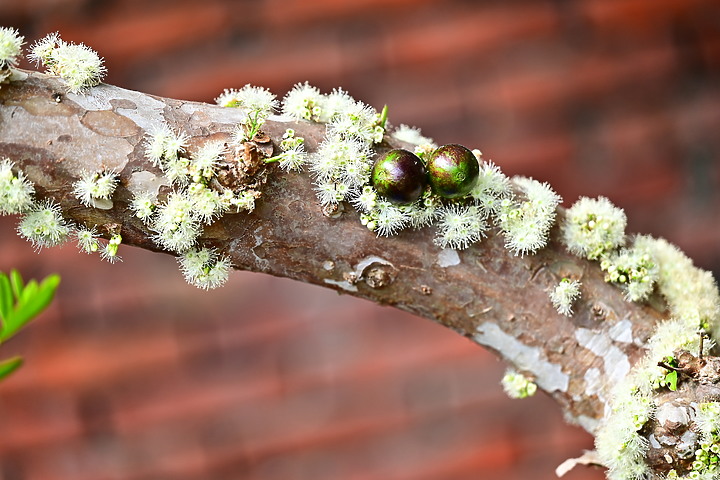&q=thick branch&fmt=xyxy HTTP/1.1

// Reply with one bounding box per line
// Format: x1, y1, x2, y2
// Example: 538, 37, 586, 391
0, 71, 666, 433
